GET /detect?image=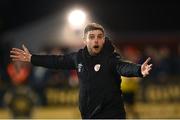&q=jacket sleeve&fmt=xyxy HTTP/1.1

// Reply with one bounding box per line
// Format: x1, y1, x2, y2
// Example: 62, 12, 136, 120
110, 53, 143, 77
31, 52, 77, 70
